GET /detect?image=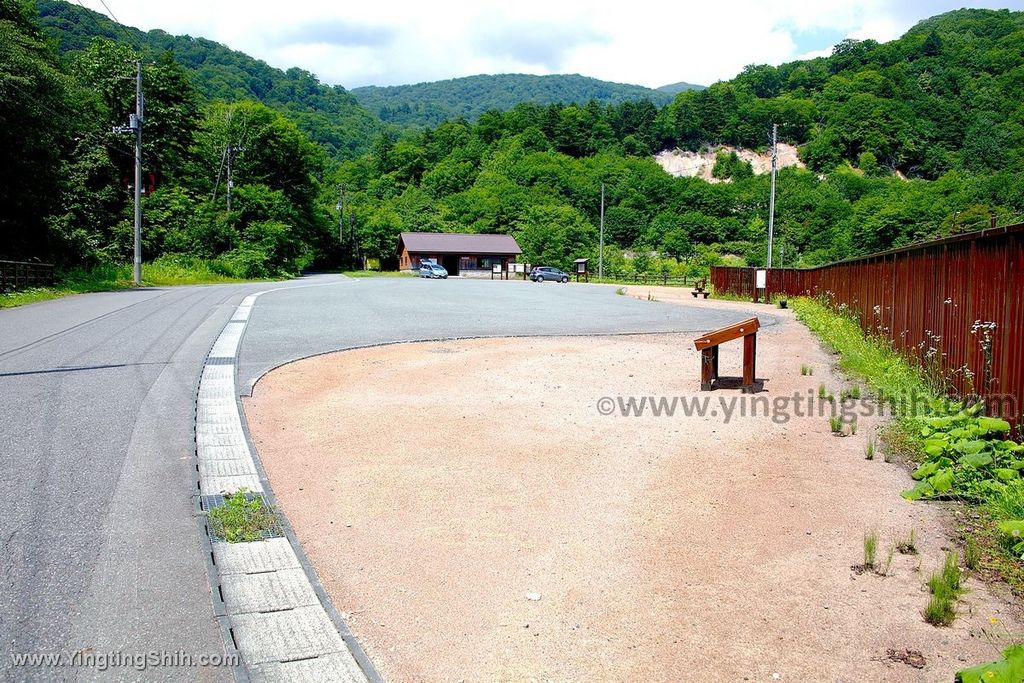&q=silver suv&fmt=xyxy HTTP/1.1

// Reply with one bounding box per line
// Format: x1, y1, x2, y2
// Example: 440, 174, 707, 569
530, 266, 570, 283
